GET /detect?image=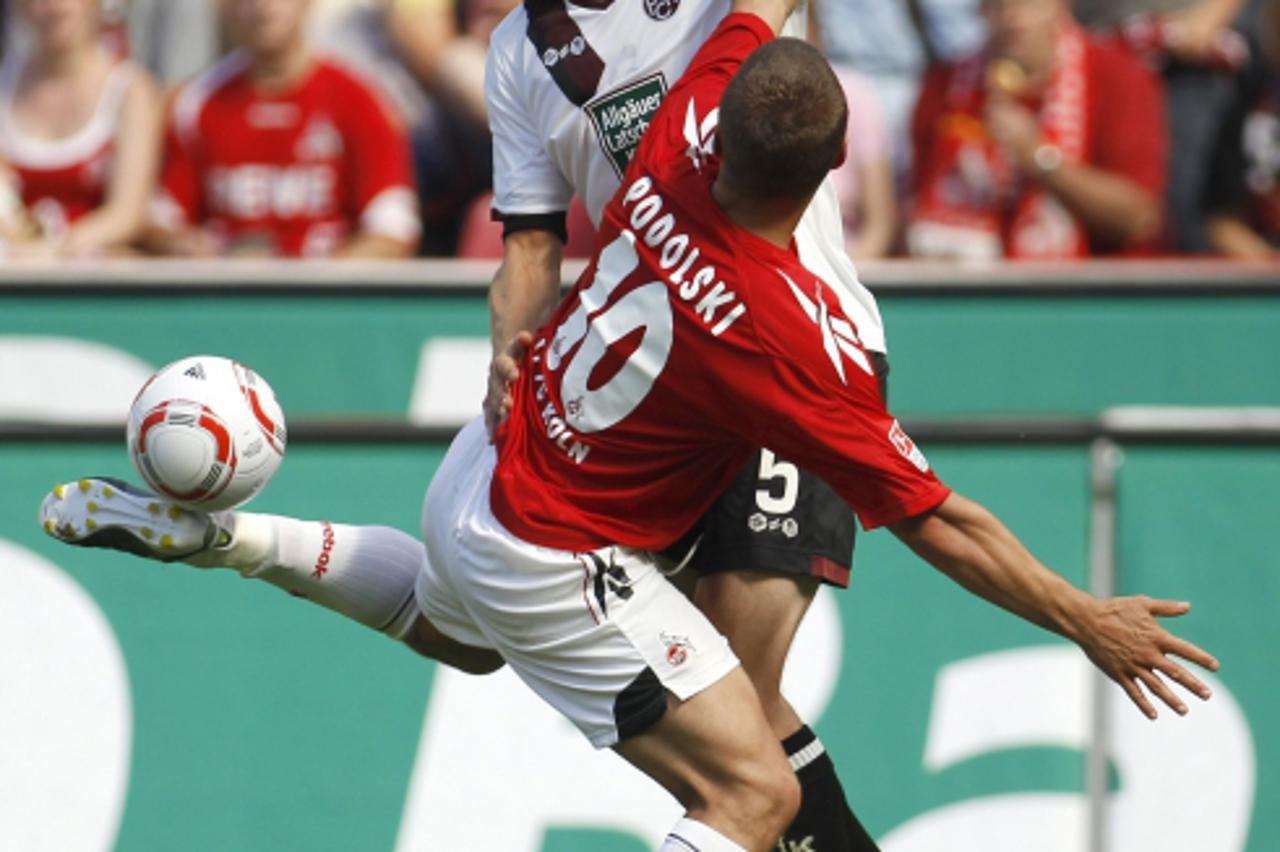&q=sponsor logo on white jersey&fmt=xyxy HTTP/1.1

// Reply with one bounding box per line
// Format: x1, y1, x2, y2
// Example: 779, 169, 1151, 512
586, 74, 668, 178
